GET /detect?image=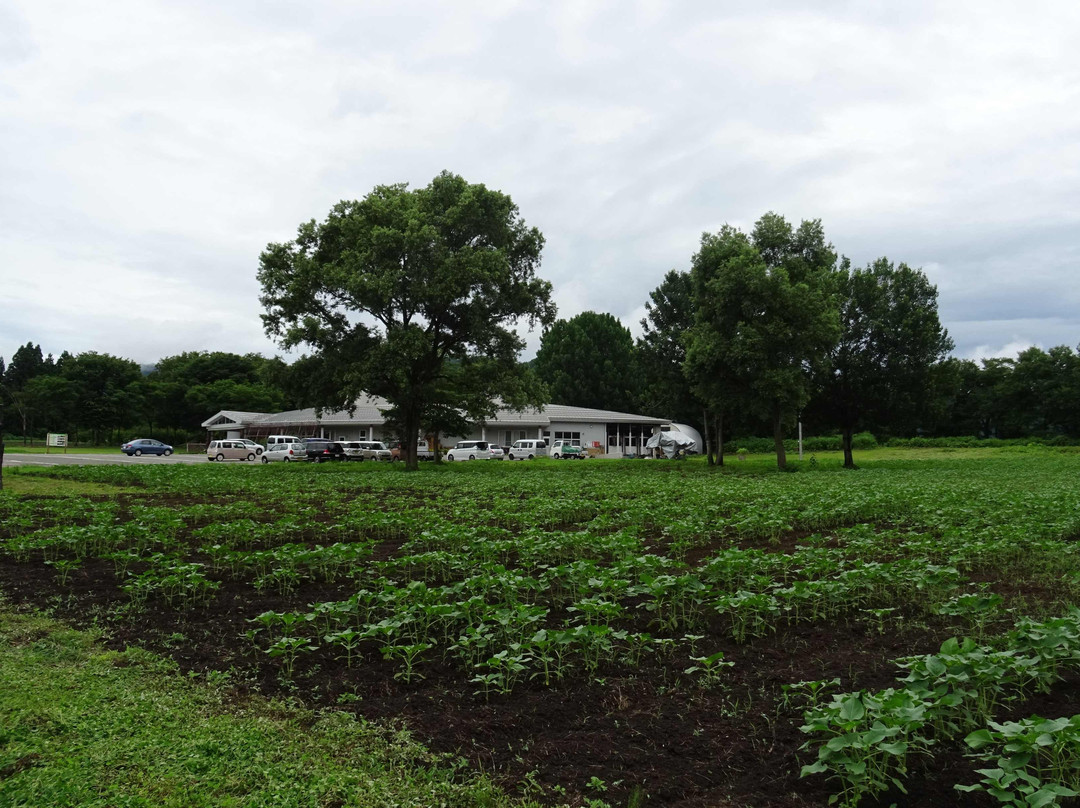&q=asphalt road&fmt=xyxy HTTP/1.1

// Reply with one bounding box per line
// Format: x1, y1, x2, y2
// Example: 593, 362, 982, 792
1, 452, 212, 467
